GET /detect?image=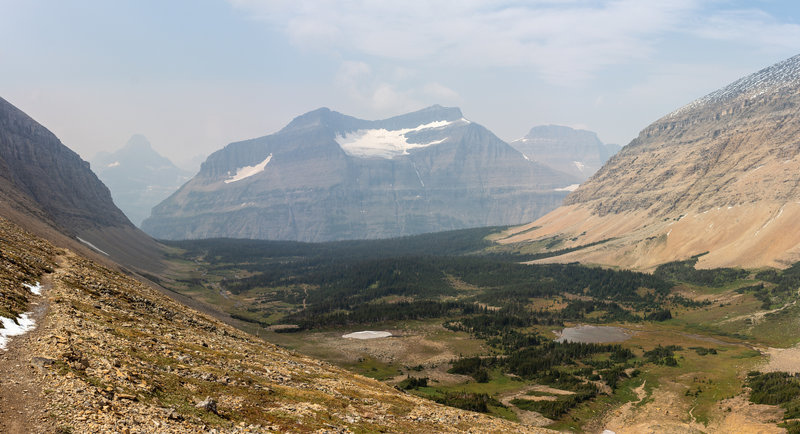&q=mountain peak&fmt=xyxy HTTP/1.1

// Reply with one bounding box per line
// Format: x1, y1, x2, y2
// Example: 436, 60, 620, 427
279, 107, 362, 133
668, 53, 800, 118
124, 134, 153, 151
